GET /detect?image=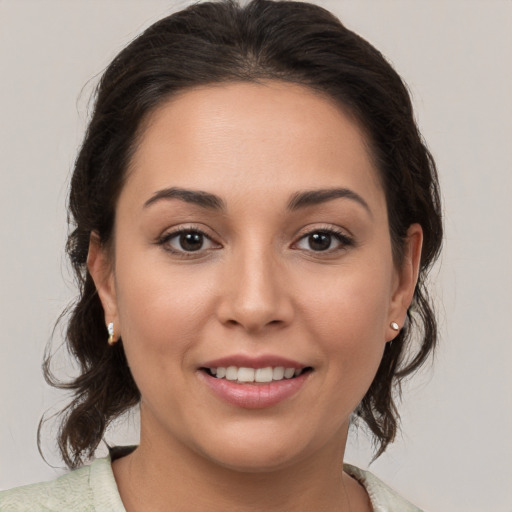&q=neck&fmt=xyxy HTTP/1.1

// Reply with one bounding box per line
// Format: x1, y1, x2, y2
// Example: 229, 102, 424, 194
113, 417, 354, 512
